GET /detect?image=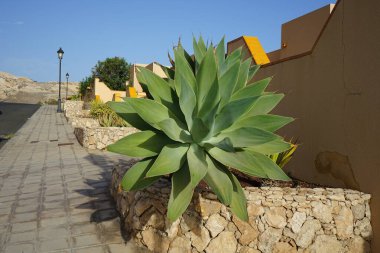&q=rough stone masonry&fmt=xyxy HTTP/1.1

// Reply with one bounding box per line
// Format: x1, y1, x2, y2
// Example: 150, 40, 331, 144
111, 164, 372, 253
